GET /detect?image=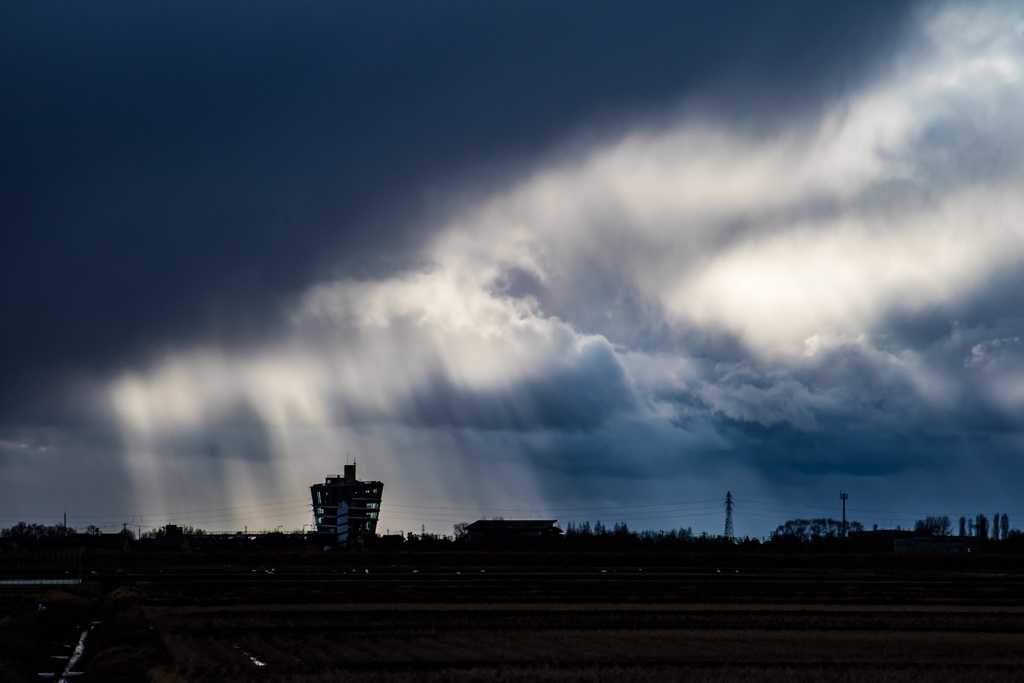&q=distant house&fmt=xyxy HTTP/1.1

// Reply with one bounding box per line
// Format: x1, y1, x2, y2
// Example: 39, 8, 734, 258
848, 528, 914, 554
894, 536, 978, 555
465, 520, 562, 545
